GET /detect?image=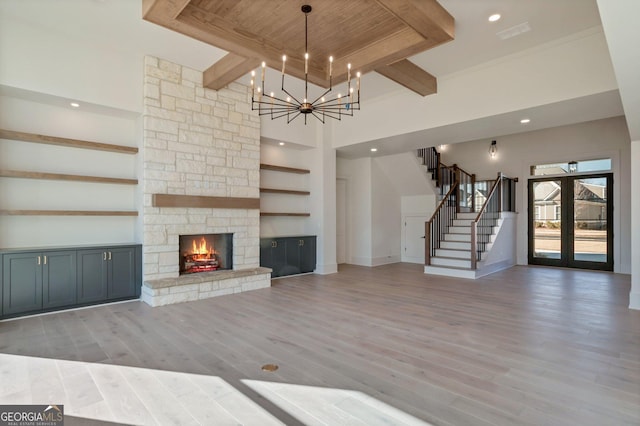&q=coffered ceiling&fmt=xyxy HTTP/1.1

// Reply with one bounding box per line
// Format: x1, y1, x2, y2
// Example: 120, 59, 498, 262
142, 0, 454, 96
